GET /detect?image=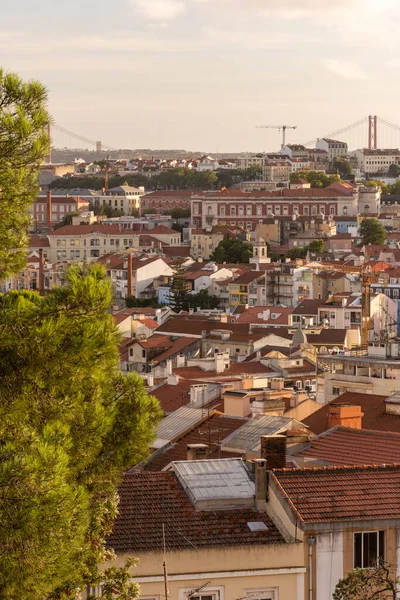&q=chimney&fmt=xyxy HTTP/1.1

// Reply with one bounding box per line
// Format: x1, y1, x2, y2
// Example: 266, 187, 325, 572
167, 373, 179, 385
270, 378, 285, 391
215, 352, 229, 373
384, 393, 400, 415
187, 443, 209, 461
38, 248, 45, 295
260, 435, 286, 469
147, 374, 154, 387
327, 404, 363, 429
46, 190, 52, 230
166, 360, 173, 376
253, 458, 268, 509
127, 253, 133, 297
